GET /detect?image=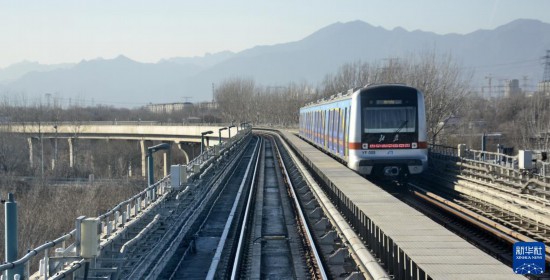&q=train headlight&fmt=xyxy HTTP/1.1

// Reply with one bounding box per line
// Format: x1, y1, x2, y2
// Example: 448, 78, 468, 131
412, 142, 418, 149
362, 143, 369, 149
